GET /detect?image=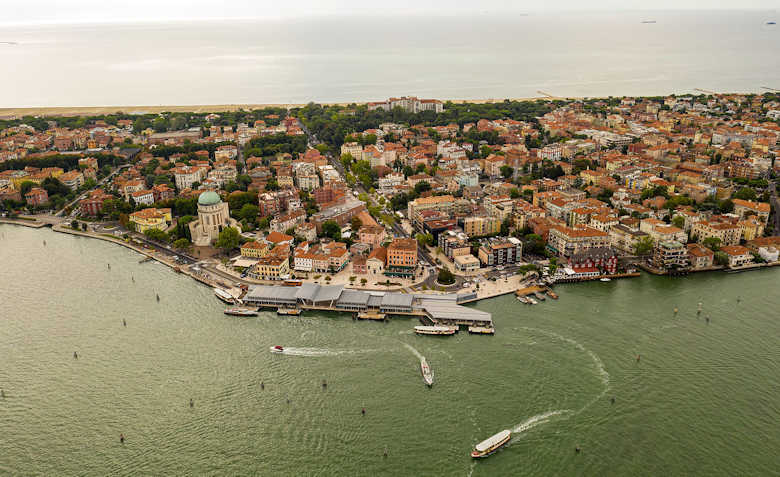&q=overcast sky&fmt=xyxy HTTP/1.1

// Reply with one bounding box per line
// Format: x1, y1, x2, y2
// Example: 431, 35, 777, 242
2, 0, 777, 25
